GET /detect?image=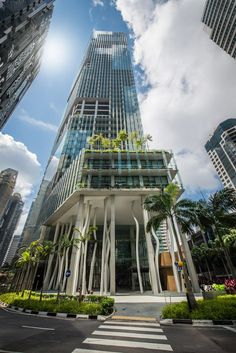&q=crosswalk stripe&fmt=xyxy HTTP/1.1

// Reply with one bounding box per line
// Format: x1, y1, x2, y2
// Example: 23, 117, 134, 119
72, 348, 121, 353
99, 325, 163, 332
105, 321, 160, 327
83, 338, 173, 351
92, 330, 167, 340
